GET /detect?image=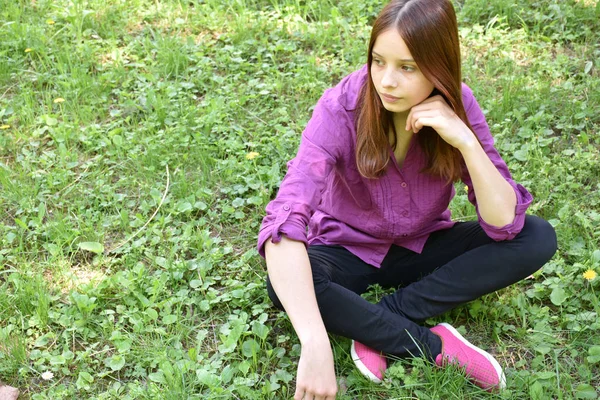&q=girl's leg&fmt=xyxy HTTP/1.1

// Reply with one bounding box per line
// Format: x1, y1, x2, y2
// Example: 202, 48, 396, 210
376, 215, 557, 322
266, 245, 443, 360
